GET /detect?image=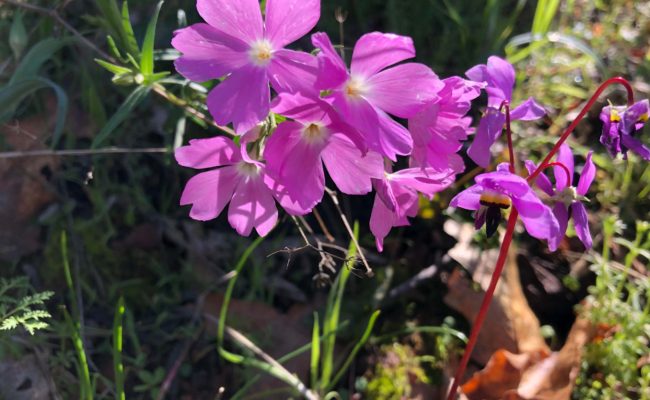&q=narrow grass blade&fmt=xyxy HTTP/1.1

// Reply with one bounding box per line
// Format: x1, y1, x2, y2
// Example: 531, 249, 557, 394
91, 85, 150, 148
320, 221, 359, 391
10, 38, 69, 84
113, 296, 126, 400
310, 312, 320, 390
326, 310, 381, 392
